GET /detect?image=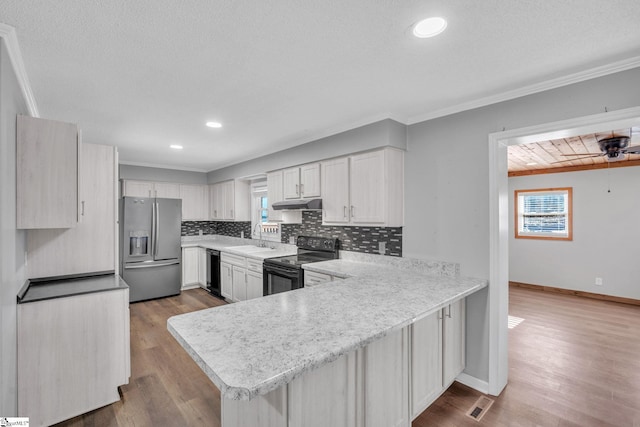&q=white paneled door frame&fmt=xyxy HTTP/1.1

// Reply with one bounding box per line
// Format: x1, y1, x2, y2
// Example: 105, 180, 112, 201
487, 105, 640, 396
